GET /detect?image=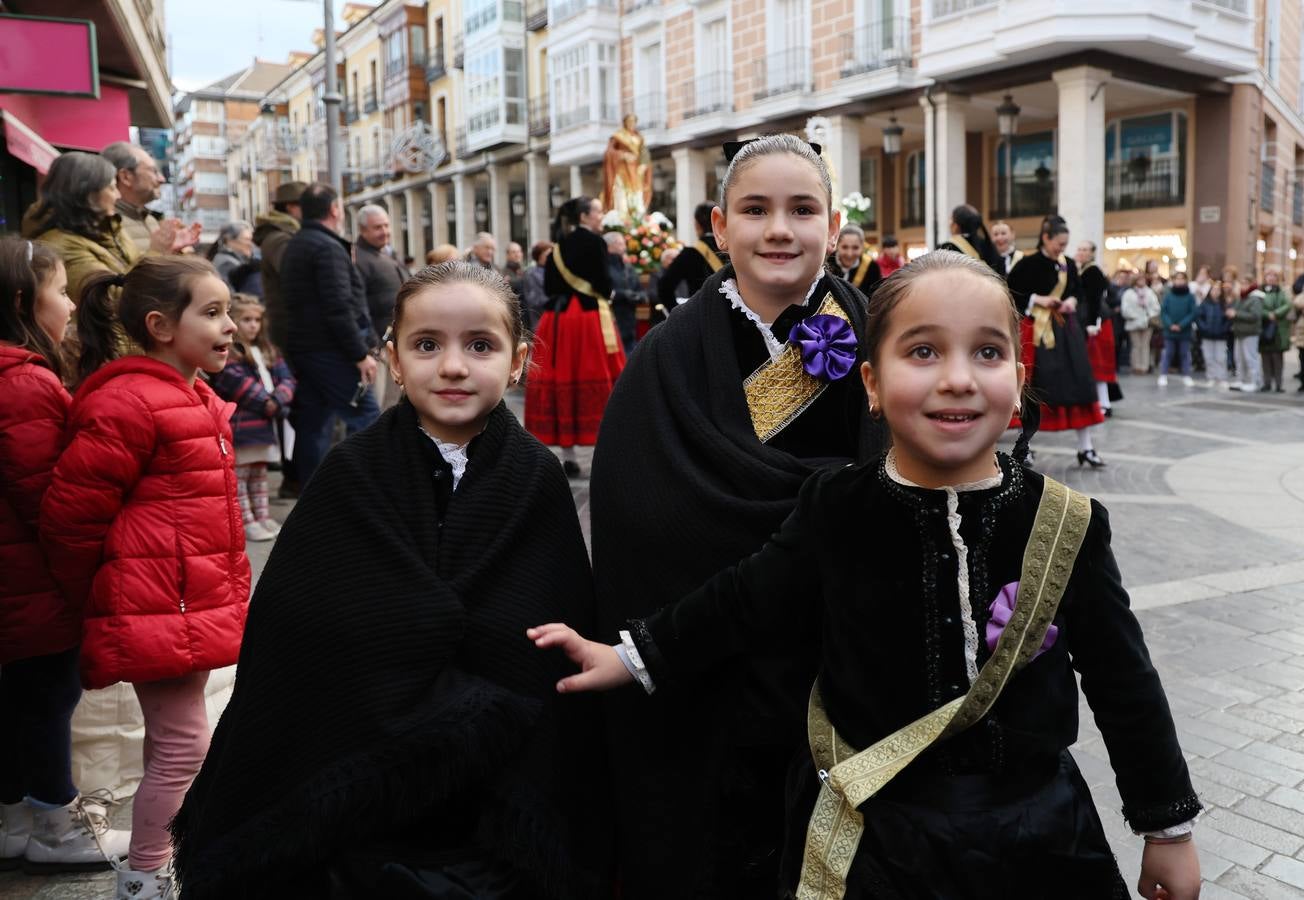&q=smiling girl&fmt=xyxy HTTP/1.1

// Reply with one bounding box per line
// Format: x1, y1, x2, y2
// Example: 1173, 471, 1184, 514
536, 250, 1201, 900
590, 134, 883, 898
172, 261, 611, 900
40, 256, 249, 899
